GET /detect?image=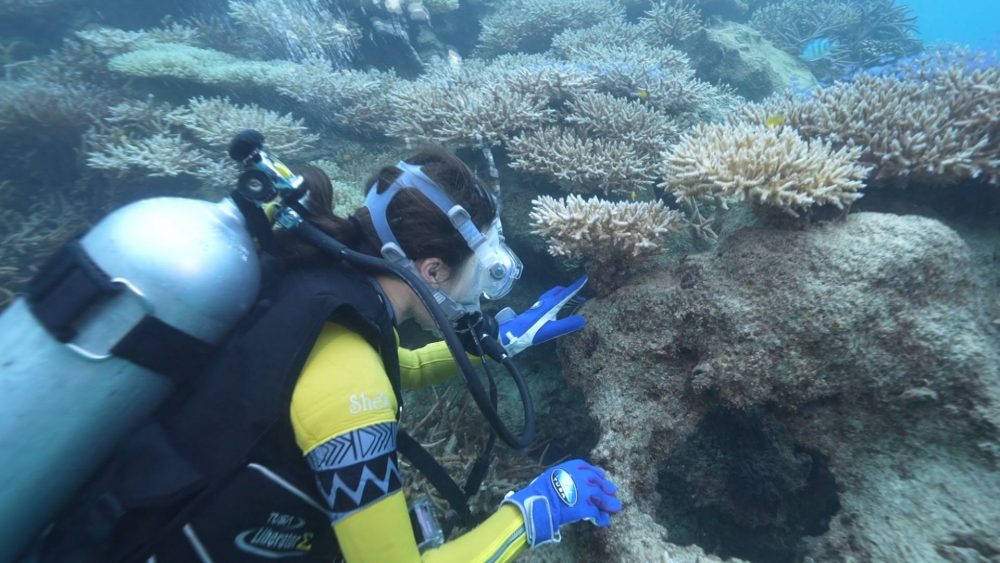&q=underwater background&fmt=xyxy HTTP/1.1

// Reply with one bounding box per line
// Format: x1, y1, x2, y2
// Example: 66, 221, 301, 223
0, 0, 998, 562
